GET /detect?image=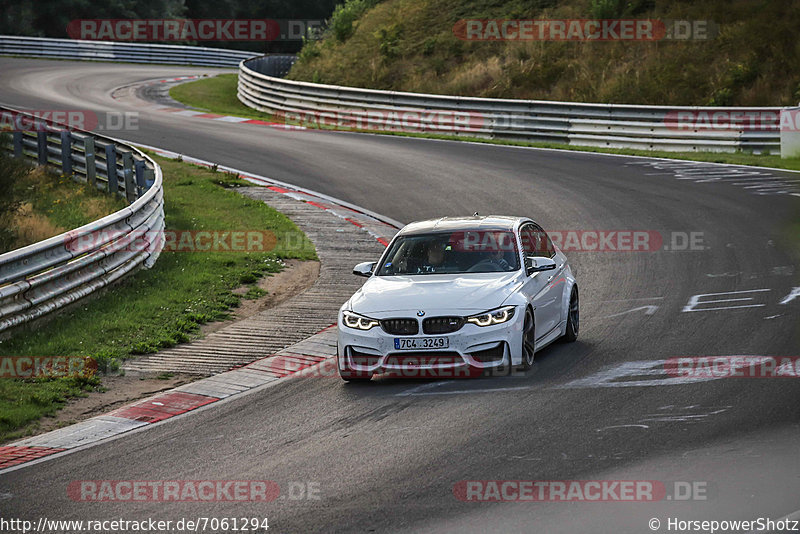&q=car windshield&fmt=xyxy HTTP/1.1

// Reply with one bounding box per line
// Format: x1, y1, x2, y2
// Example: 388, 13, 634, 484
377, 230, 520, 275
